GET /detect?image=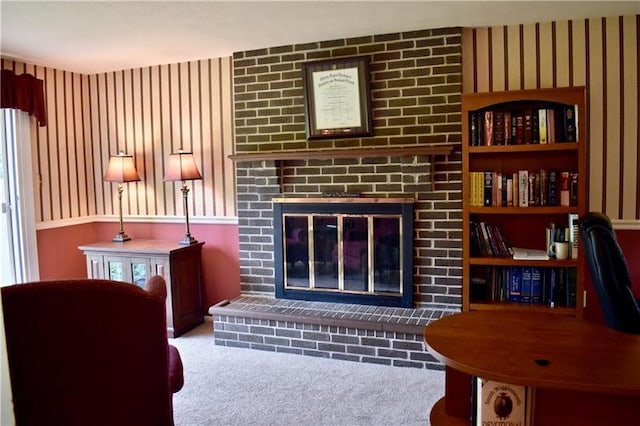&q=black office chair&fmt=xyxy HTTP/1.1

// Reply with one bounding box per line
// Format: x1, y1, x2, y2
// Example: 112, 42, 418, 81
580, 212, 640, 333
